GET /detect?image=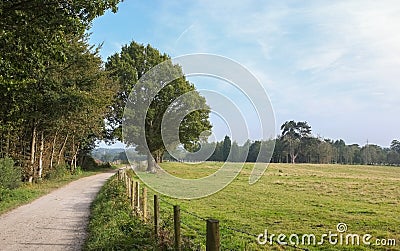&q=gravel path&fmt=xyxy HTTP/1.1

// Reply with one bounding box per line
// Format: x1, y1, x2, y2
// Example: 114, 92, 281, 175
0, 171, 115, 251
